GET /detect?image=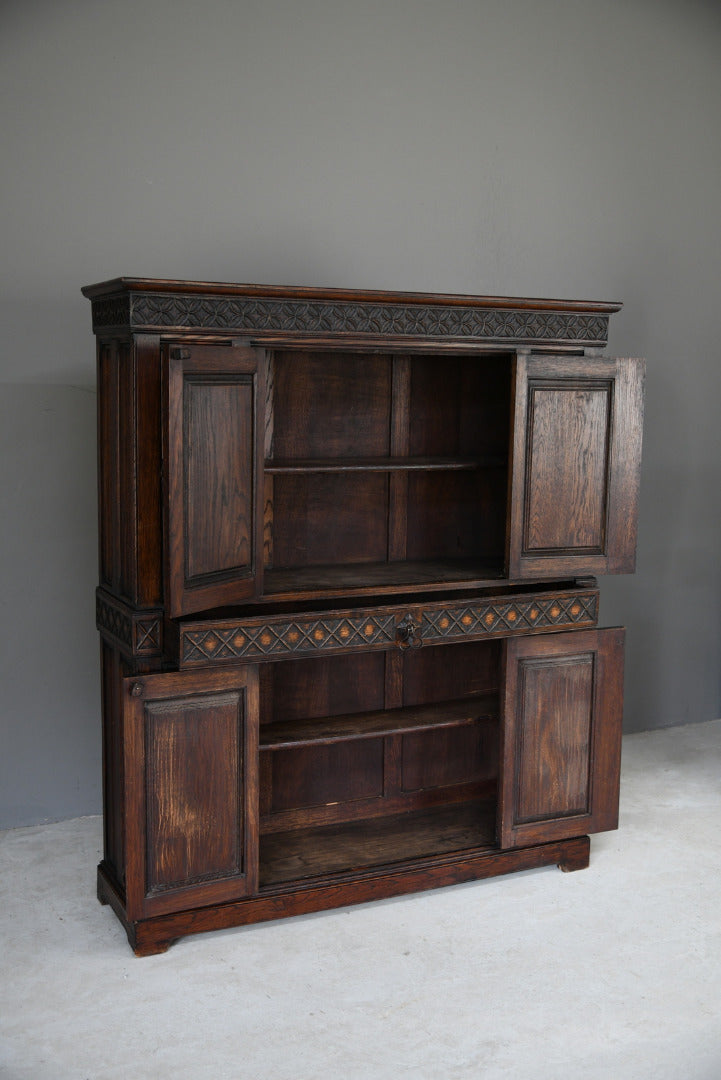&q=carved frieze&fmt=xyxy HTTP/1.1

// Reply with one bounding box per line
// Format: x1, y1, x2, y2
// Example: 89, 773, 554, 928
90, 290, 611, 346
178, 588, 599, 666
